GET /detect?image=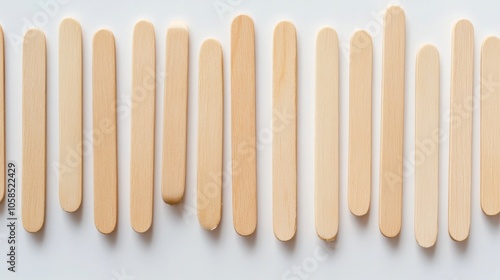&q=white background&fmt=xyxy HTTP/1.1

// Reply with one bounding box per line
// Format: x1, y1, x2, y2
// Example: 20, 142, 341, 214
0, 0, 499, 279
